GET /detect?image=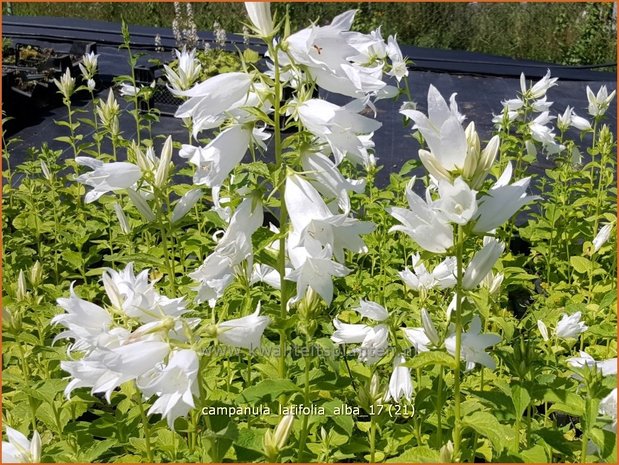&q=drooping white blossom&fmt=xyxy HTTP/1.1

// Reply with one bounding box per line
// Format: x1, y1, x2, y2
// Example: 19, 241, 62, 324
75, 157, 141, 203
2, 427, 41, 463
555, 312, 588, 339
445, 315, 501, 370
384, 354, 413, 403
217, 304, 270, 350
